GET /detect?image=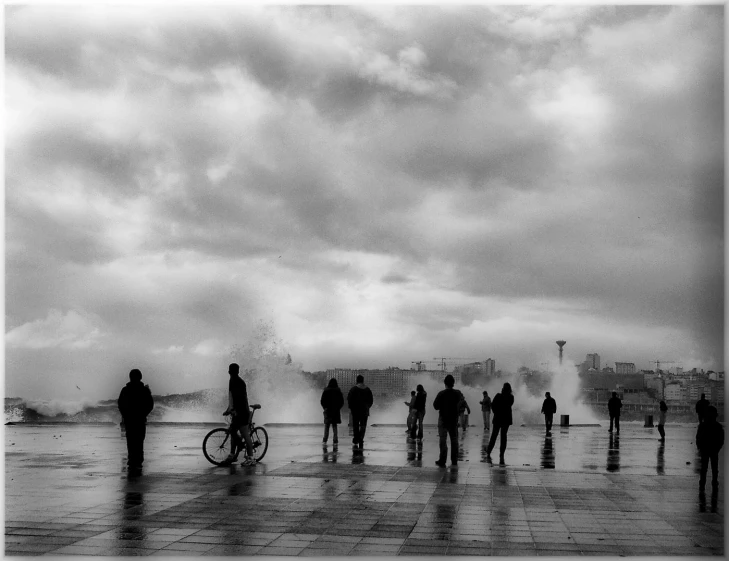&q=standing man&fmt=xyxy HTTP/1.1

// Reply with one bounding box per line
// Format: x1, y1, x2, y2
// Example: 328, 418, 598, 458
696, 393, 710, 424
696, 406, 724, 492
410, 385, 427, 441
479, 391, 491, 430
118, 369, 154, 473
223, 363, 256, 467
608, 391, 622, 434
541, 392, 557, 435
486, 383, 515, 461
347, 375, 374, 448
433, 374, 463, 468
